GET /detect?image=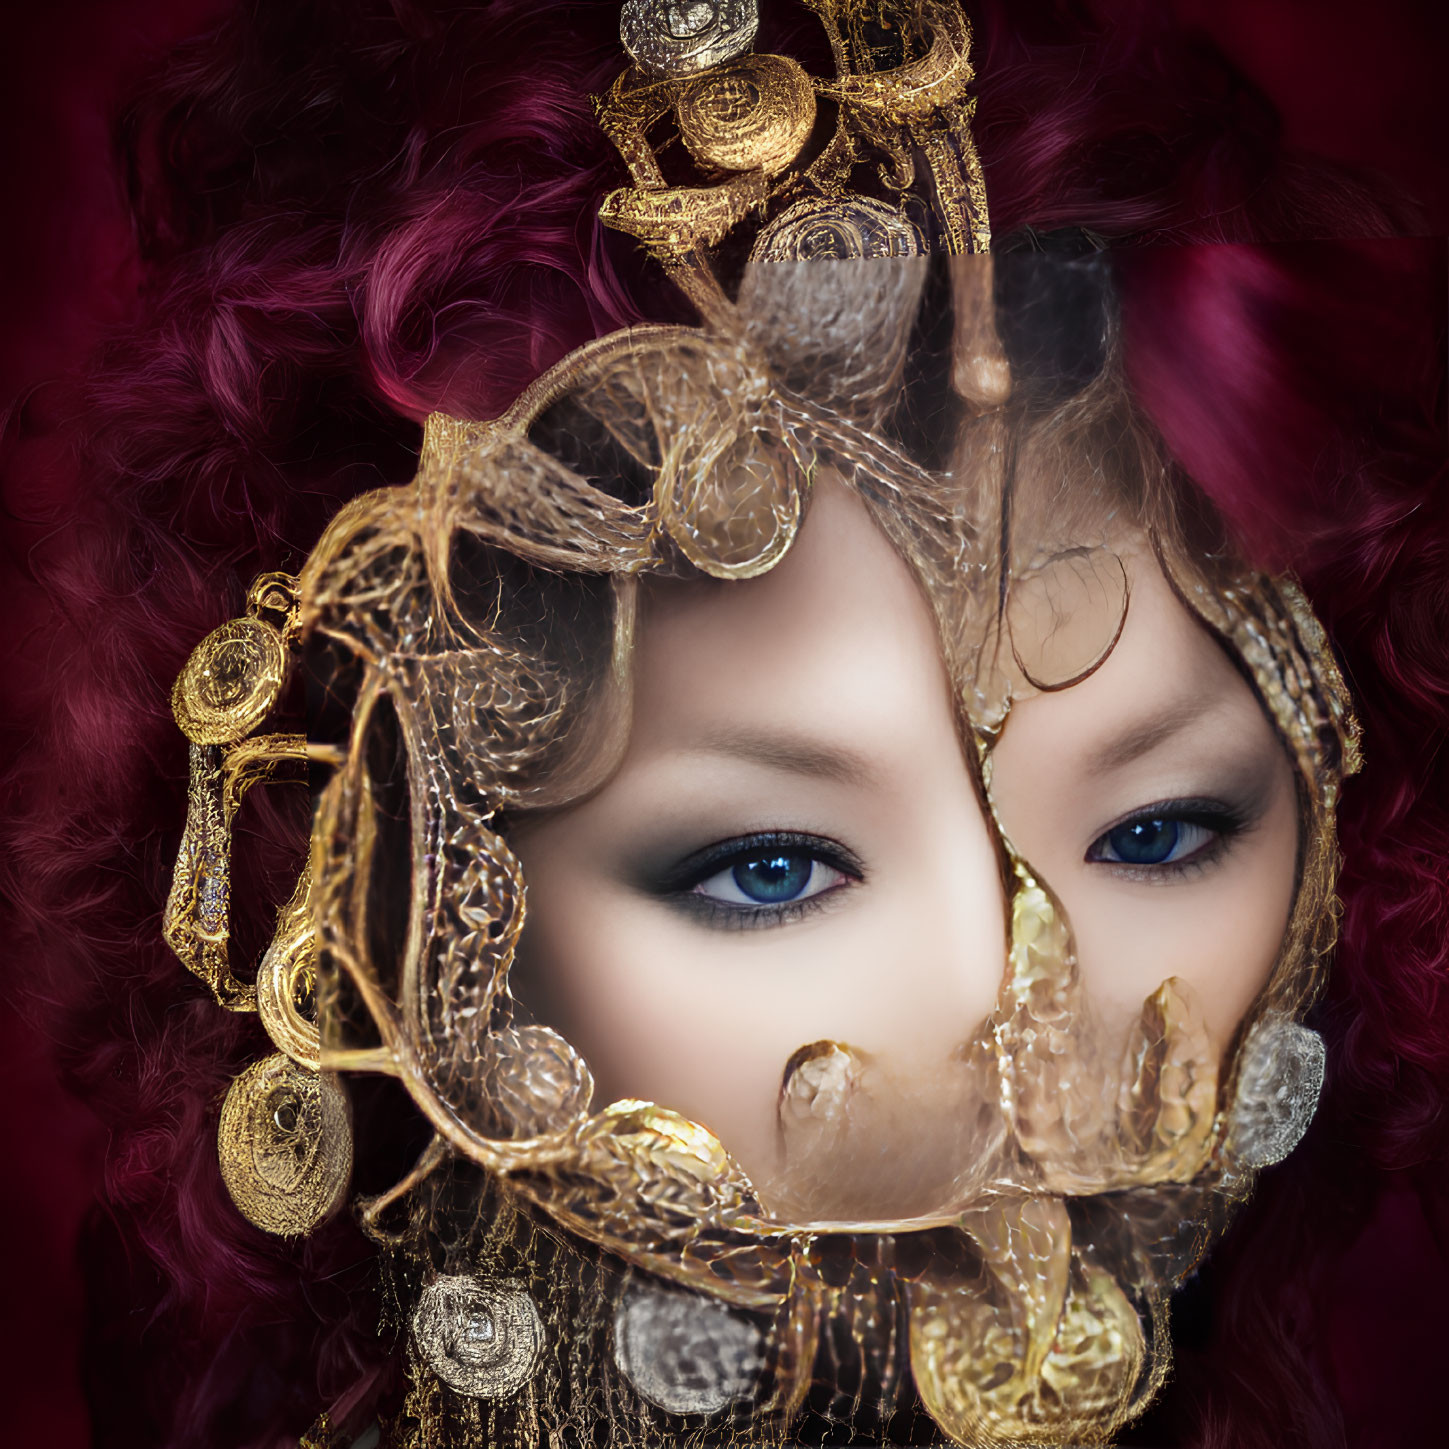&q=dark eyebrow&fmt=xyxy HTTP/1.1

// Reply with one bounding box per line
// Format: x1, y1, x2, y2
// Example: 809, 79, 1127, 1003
690, 727, 879, 787
1085, 698, 1210, 776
